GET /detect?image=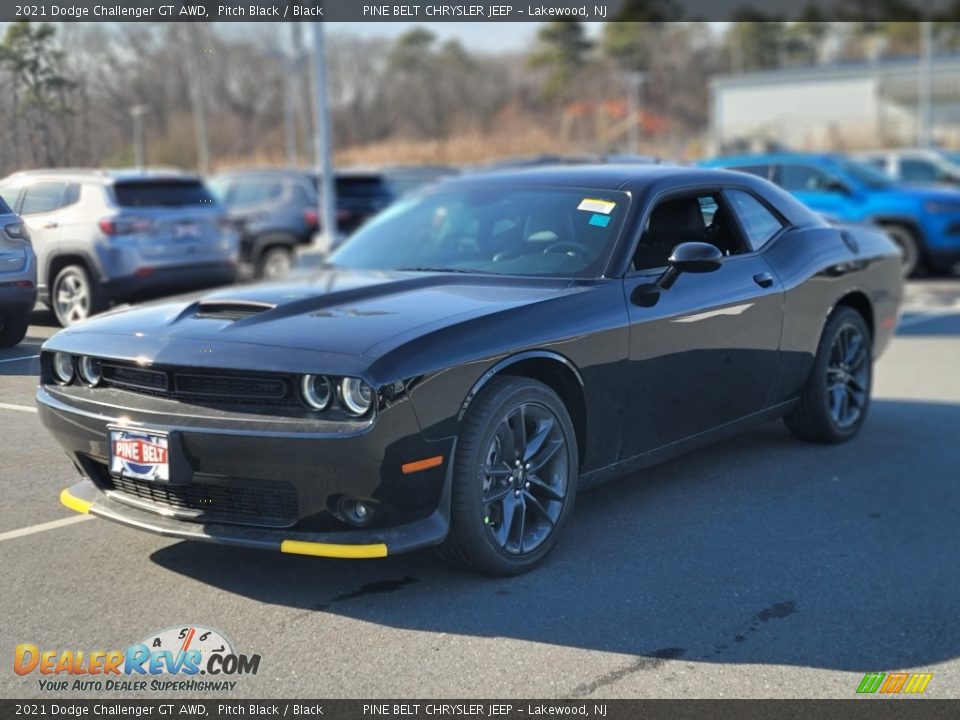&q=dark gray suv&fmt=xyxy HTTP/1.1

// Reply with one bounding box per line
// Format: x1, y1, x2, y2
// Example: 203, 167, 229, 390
0, 170, 239, 327
0, 196, 36, 346
210, 169, 395, 279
